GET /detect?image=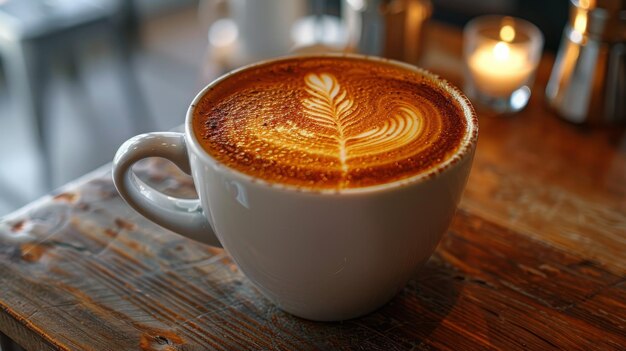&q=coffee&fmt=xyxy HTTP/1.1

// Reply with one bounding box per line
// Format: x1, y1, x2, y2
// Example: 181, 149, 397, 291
116, 56, 477, 320
193, 56, 469, 189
